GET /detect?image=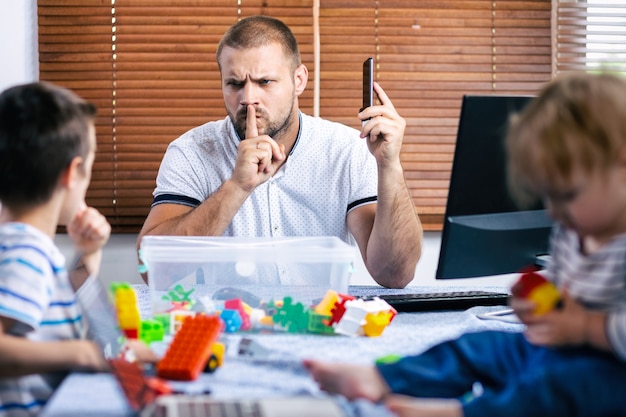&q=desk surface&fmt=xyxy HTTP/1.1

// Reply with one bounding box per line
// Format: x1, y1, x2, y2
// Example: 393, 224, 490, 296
42, 285, 523, 417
